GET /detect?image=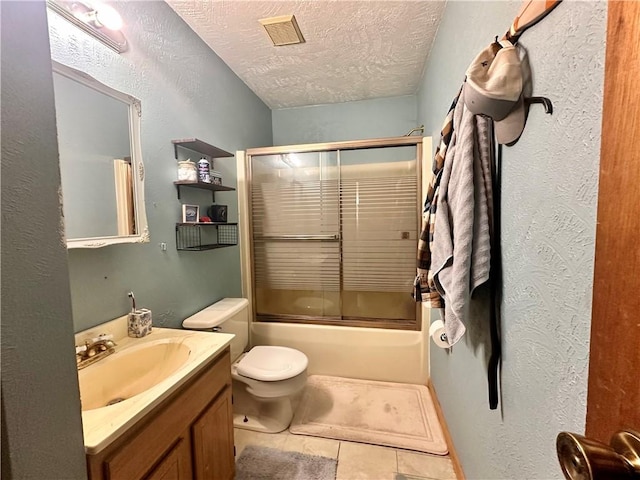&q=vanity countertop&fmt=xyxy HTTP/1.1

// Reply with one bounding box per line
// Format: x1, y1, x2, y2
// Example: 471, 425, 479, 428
76, 320, 233, 454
